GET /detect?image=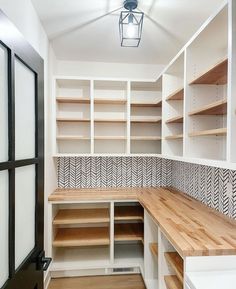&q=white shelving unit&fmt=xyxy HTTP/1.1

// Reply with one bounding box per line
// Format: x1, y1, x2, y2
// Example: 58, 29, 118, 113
52, 1, 236, 168
130, 80, 162, 154
162, 53, 184, 157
